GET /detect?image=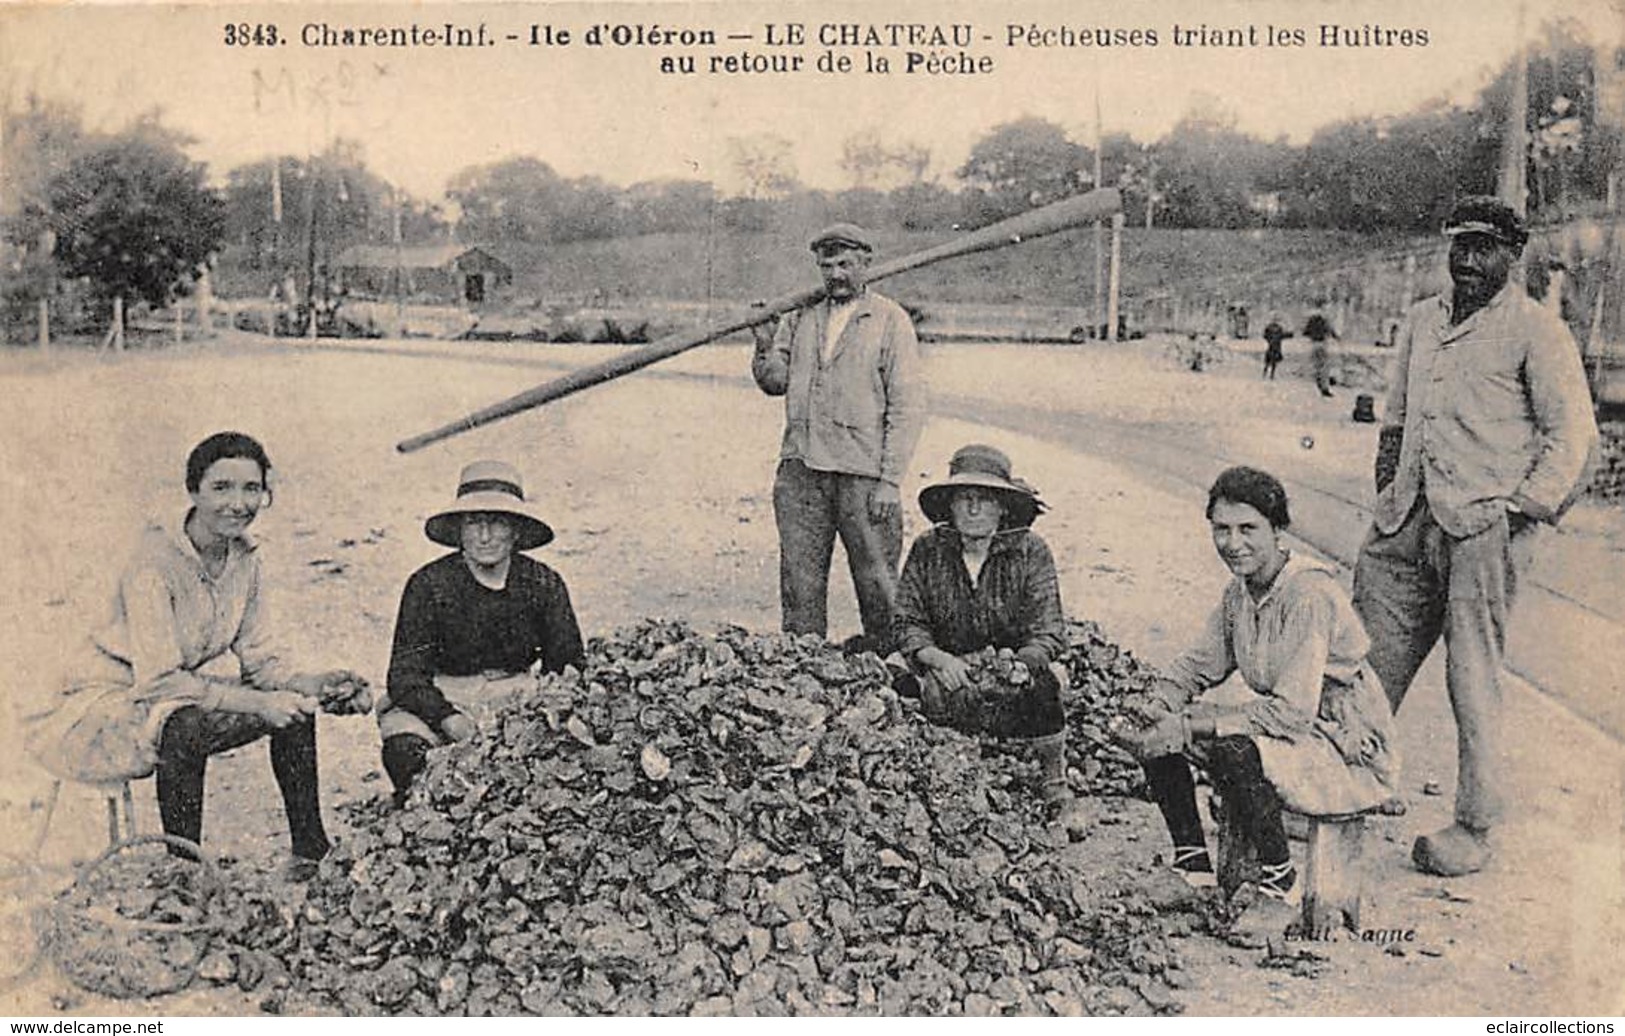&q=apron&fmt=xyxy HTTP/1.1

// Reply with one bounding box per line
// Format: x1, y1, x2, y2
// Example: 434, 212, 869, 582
375, 671, 536, 743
